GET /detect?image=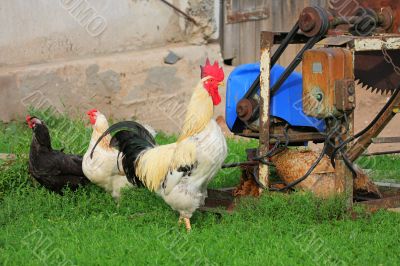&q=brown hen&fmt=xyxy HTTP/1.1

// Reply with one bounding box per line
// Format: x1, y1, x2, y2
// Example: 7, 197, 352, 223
271, 148, 381, 198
